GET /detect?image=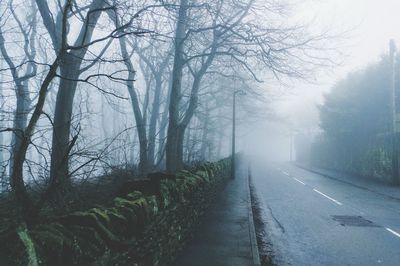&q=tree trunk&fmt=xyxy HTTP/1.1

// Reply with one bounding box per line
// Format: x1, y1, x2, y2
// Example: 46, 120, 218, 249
176, 126, 186, 169
156, 77, 172, 169
116, 30, 148, 176
171, 45, 216, 168
166, 0, 189, 173
12, 59, 59, 223
216, 110, 223, 159
175, 73, 203, 167
48, 0, 105, 200
147, 76, 162, 169
184, 124, 191, 162
9, 83, 30, 176
0, 29, 32, 180
200, 105, 210, 160
49, 60, 79, 194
